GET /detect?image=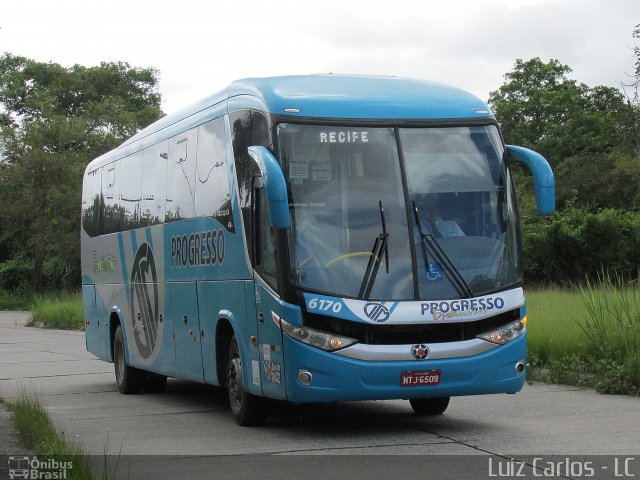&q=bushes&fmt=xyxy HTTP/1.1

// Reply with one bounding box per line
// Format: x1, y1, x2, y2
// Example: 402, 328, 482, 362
522, 204, 640, 285
0, 257, 33, 292
0, 256, 80, 298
